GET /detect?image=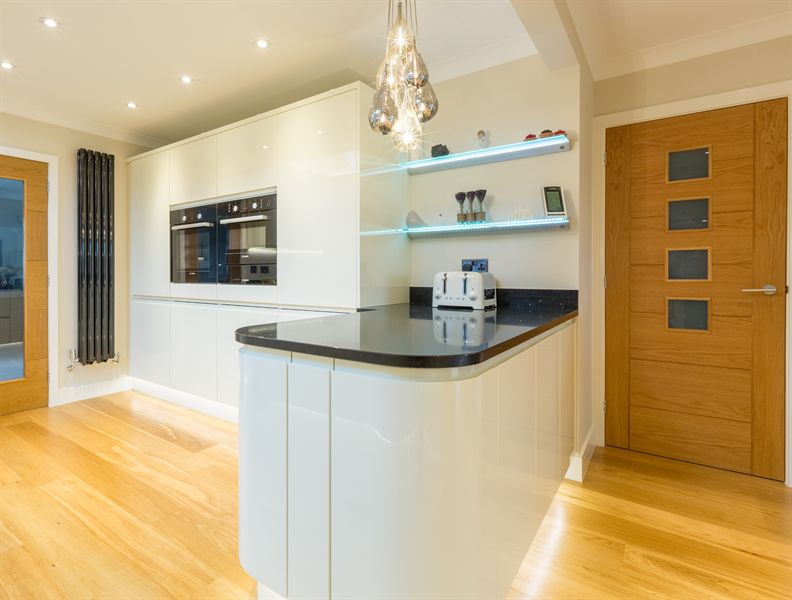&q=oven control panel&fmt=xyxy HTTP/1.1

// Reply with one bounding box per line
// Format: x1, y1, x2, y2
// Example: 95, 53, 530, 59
219, 194, 276, 216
